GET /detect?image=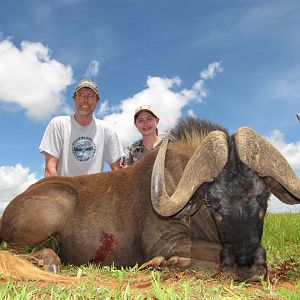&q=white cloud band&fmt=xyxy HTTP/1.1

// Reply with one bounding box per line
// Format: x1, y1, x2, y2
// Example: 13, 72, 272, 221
0, 39, 73, 119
